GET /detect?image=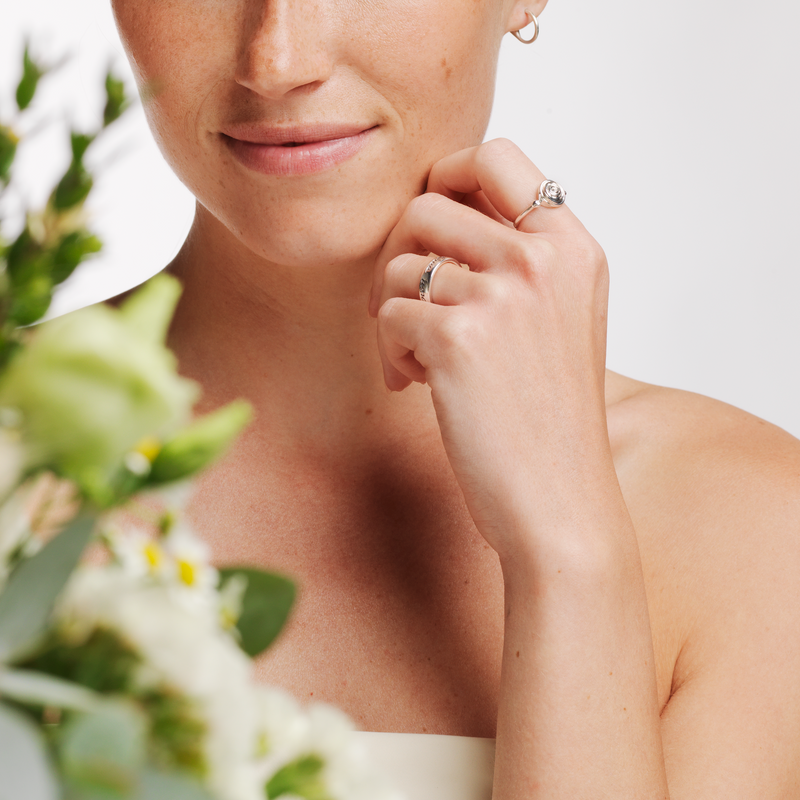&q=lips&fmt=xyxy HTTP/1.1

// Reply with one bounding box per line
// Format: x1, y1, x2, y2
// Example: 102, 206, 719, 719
220, 122, 378, 176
